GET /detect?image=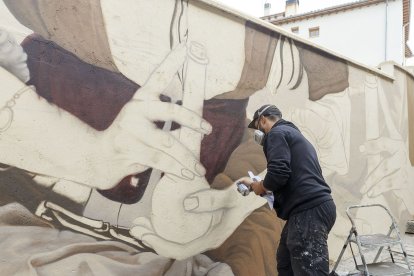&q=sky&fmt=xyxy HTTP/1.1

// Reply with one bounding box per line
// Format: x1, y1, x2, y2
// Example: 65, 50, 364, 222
214, 0, 414, 66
